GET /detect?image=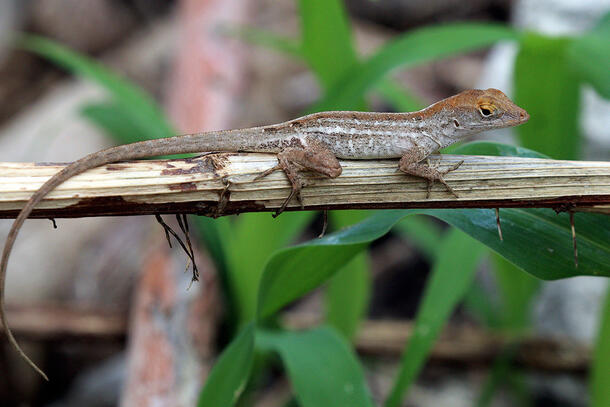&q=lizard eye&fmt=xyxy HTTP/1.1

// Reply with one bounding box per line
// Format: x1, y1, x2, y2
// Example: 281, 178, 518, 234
479, 107, 492, 117
453, 119, 460, 128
